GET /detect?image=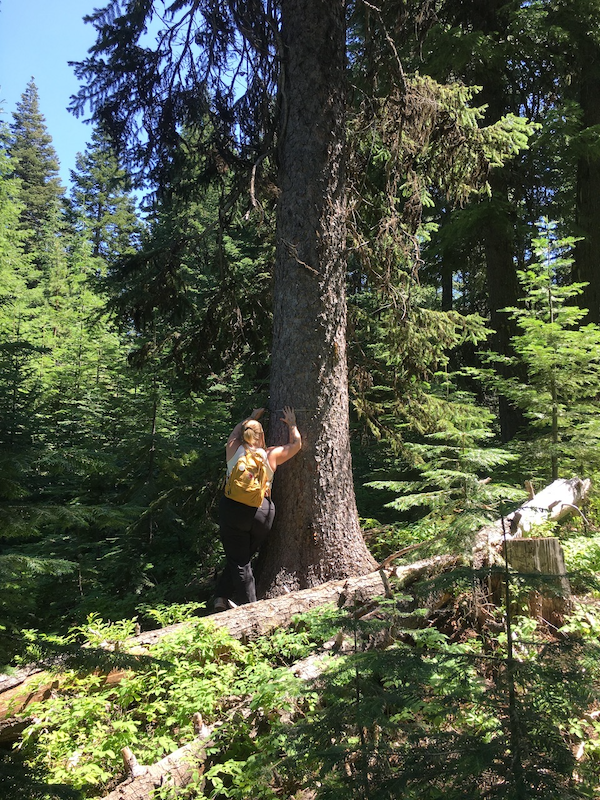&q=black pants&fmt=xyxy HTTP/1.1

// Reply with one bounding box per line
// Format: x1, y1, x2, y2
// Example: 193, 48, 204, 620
214, 494, 275, 604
